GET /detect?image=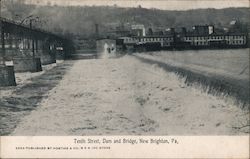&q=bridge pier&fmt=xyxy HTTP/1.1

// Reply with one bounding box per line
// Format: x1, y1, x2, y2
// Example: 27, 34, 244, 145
56, 49, 66, 60
0, 64, 16, 86
13, 57, 42, 73
40, 42, 56, 65
40, 51, 56, 65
